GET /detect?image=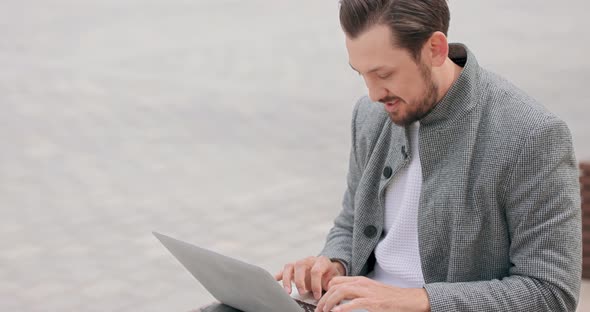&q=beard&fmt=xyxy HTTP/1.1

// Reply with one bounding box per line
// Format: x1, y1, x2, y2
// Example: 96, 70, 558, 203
382, 61, 439, 127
